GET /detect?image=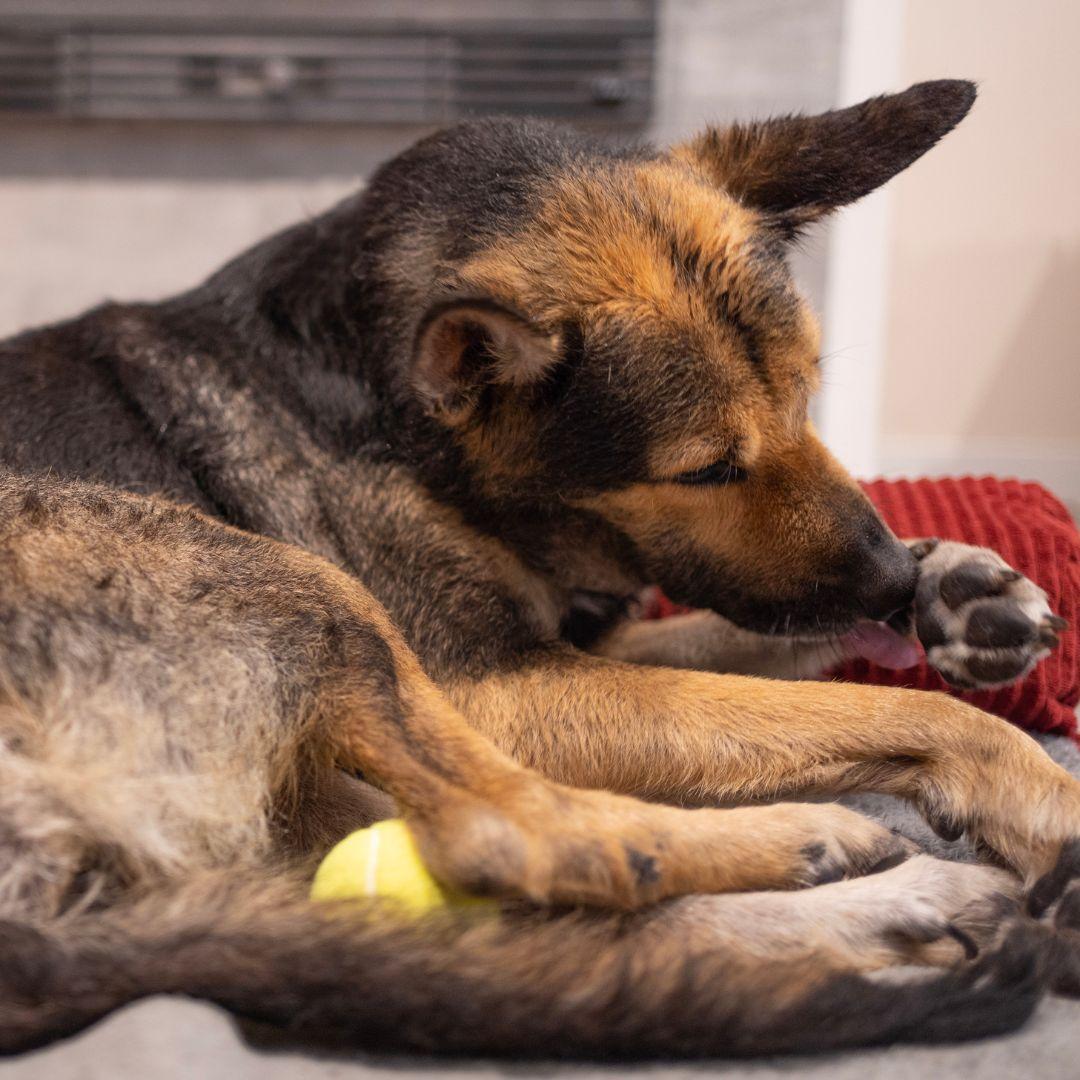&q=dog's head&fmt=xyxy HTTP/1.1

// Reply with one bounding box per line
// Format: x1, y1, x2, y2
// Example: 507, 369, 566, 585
400, 81, 976, 636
